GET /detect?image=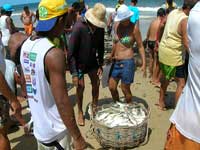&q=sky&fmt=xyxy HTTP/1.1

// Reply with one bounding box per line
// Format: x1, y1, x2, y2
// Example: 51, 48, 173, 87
0, 0, 39, 6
